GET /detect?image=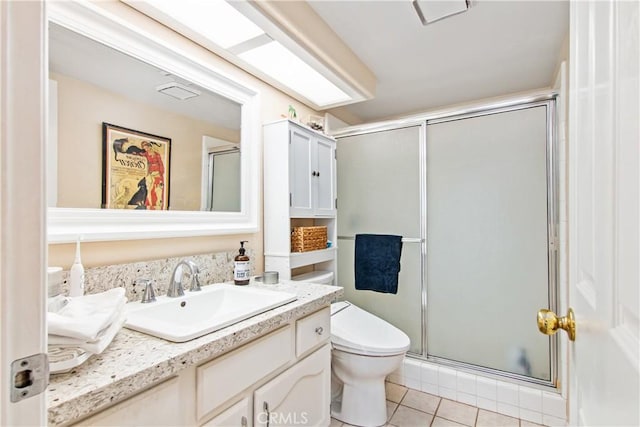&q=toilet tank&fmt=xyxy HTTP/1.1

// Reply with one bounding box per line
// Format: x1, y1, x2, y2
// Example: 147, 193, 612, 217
291, 270, 334, 285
